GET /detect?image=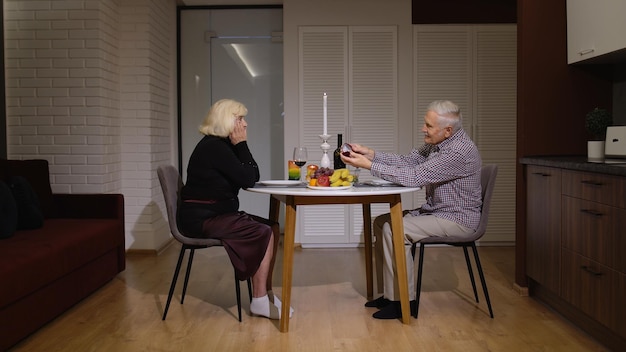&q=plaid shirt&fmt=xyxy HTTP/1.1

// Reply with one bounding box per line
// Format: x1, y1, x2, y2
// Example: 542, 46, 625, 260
370, 128, 482, 230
